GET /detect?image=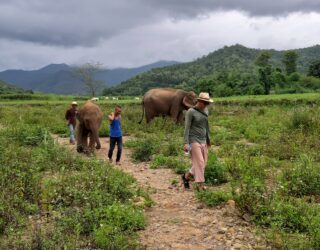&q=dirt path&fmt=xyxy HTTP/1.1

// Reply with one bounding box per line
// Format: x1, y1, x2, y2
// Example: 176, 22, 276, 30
55, 136, 269, 250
